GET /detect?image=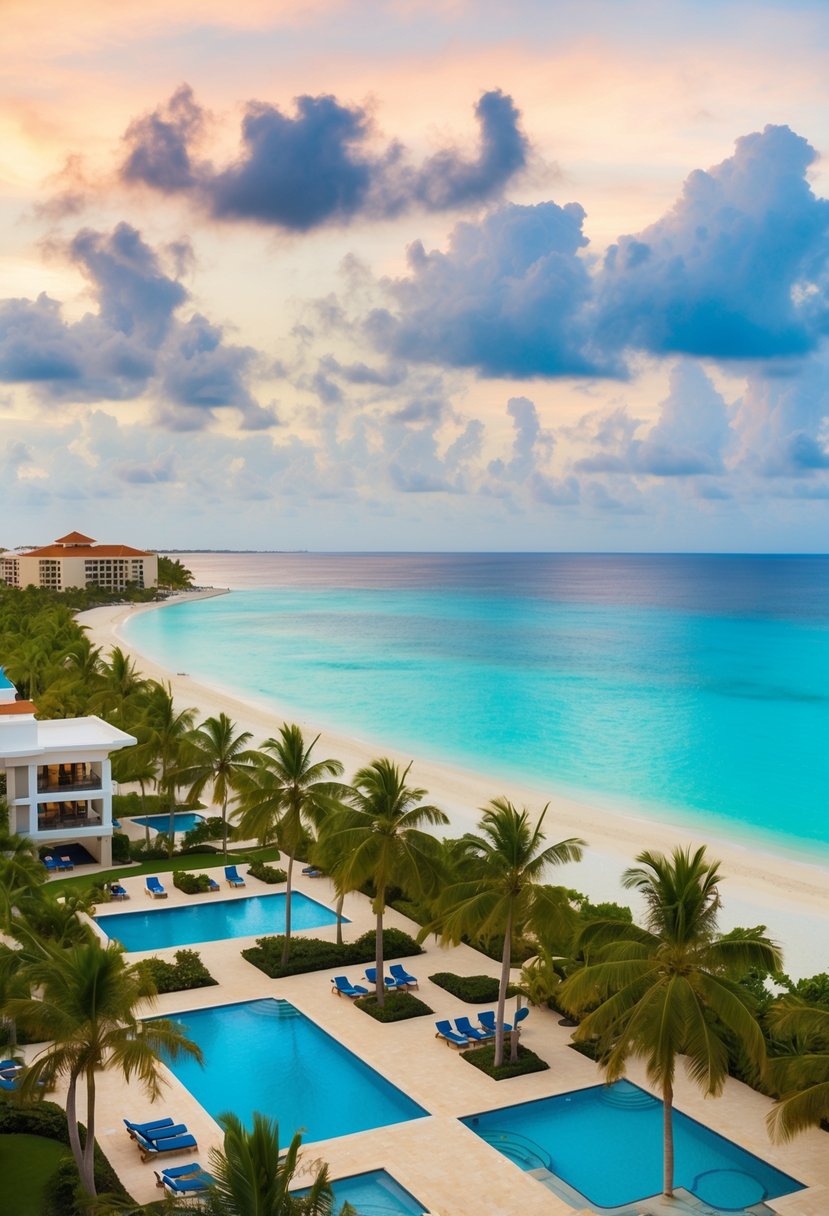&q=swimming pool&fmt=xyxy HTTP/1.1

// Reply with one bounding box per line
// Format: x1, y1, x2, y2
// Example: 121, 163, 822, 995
298, 1169, 426, 1215
95, 891, 342, 951
157, 999, 428, 1143
461, 1080, 804, 1211
131, 812, 205, 833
